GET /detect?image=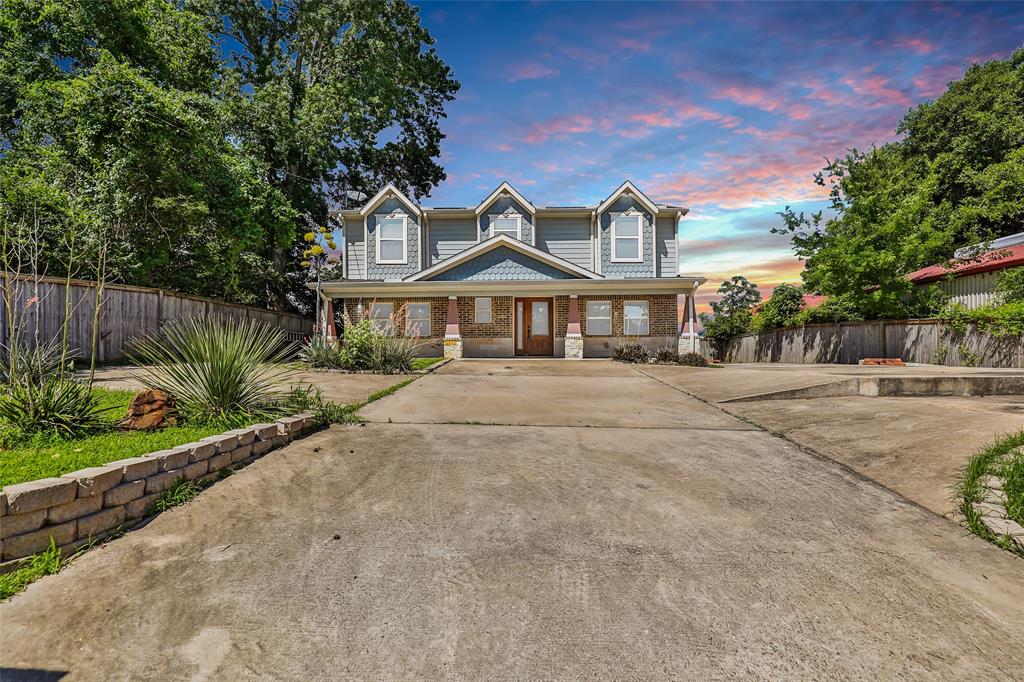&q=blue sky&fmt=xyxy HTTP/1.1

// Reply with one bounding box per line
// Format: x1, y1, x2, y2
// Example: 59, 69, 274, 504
410, 1, 1023, 310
